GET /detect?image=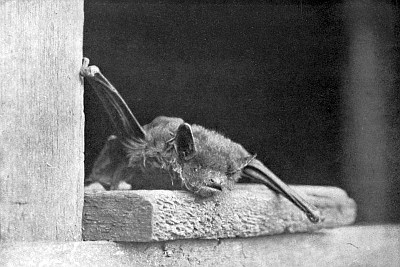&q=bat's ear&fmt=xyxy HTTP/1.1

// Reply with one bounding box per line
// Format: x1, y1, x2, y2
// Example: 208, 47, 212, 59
176, 123, 196, 161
